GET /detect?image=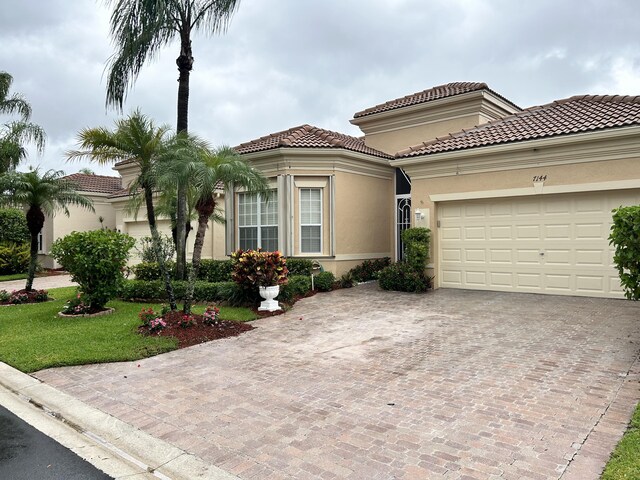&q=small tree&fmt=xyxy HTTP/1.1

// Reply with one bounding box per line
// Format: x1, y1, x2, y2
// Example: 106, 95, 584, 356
378, 227, 431, 293
610, 205, 640, 300
51, 230, 135, 310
